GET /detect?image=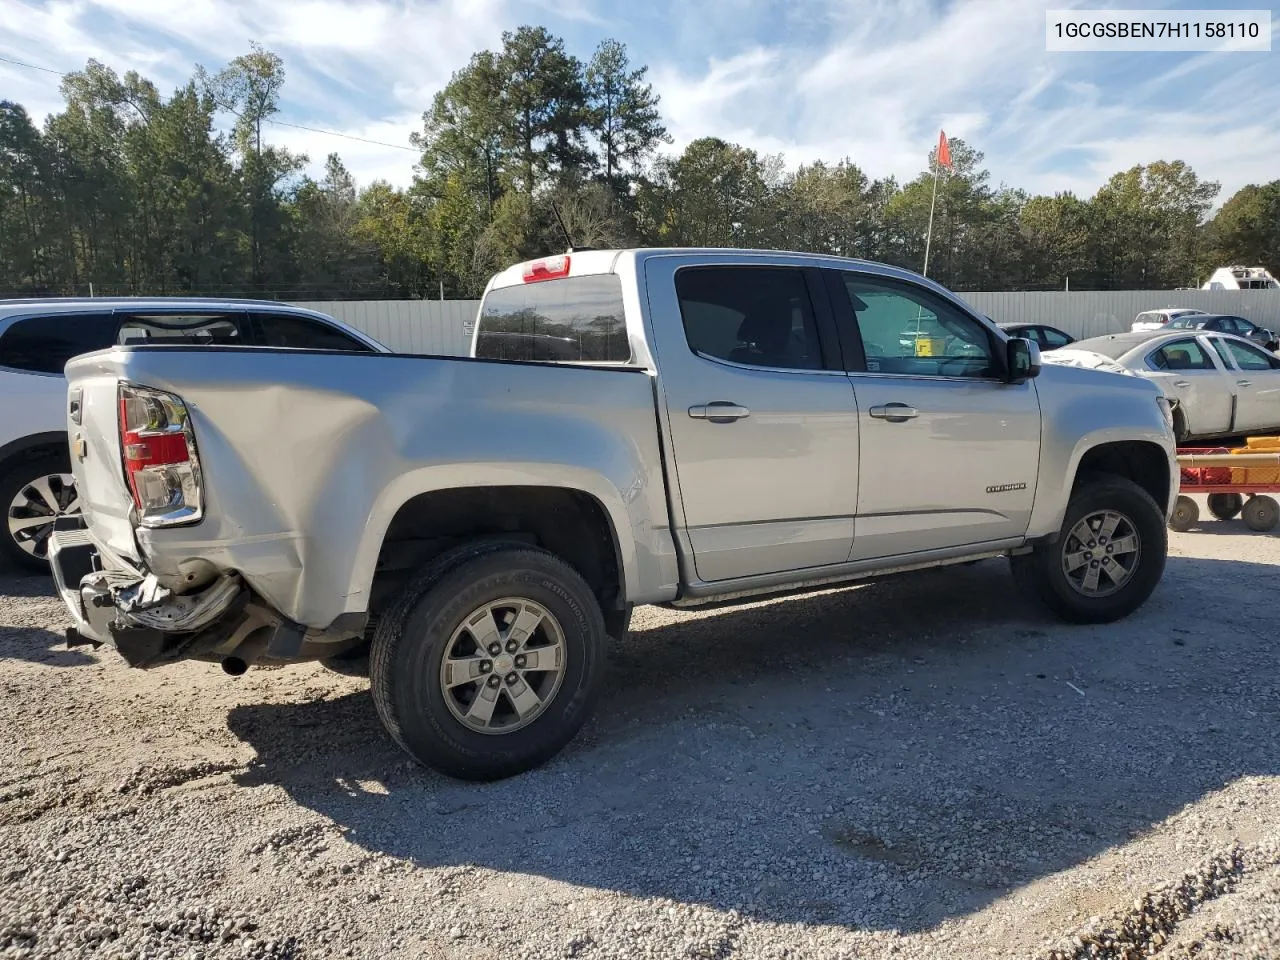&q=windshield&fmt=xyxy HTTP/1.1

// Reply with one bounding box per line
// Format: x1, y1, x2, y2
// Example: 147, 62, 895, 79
1167, 317, 1208, 329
